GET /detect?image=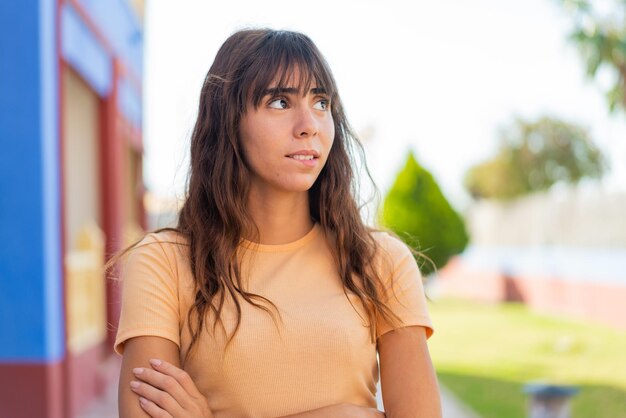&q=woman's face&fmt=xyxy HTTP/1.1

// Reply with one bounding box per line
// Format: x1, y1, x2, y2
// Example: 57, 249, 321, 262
239, 72, 335, 196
